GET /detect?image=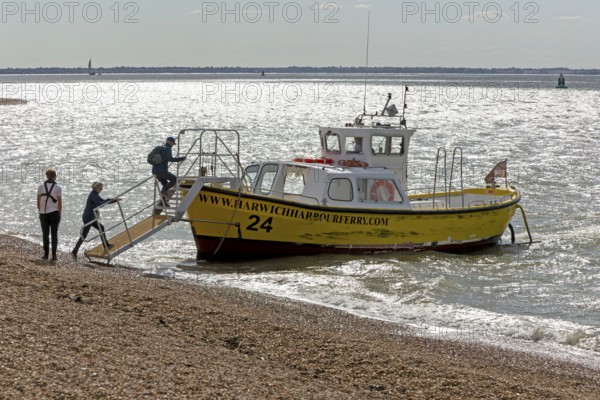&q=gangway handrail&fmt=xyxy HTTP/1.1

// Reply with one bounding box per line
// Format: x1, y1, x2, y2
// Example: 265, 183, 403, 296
82, 193, 158, 251
82, 177, 176, 257
93, 182, 168, 227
